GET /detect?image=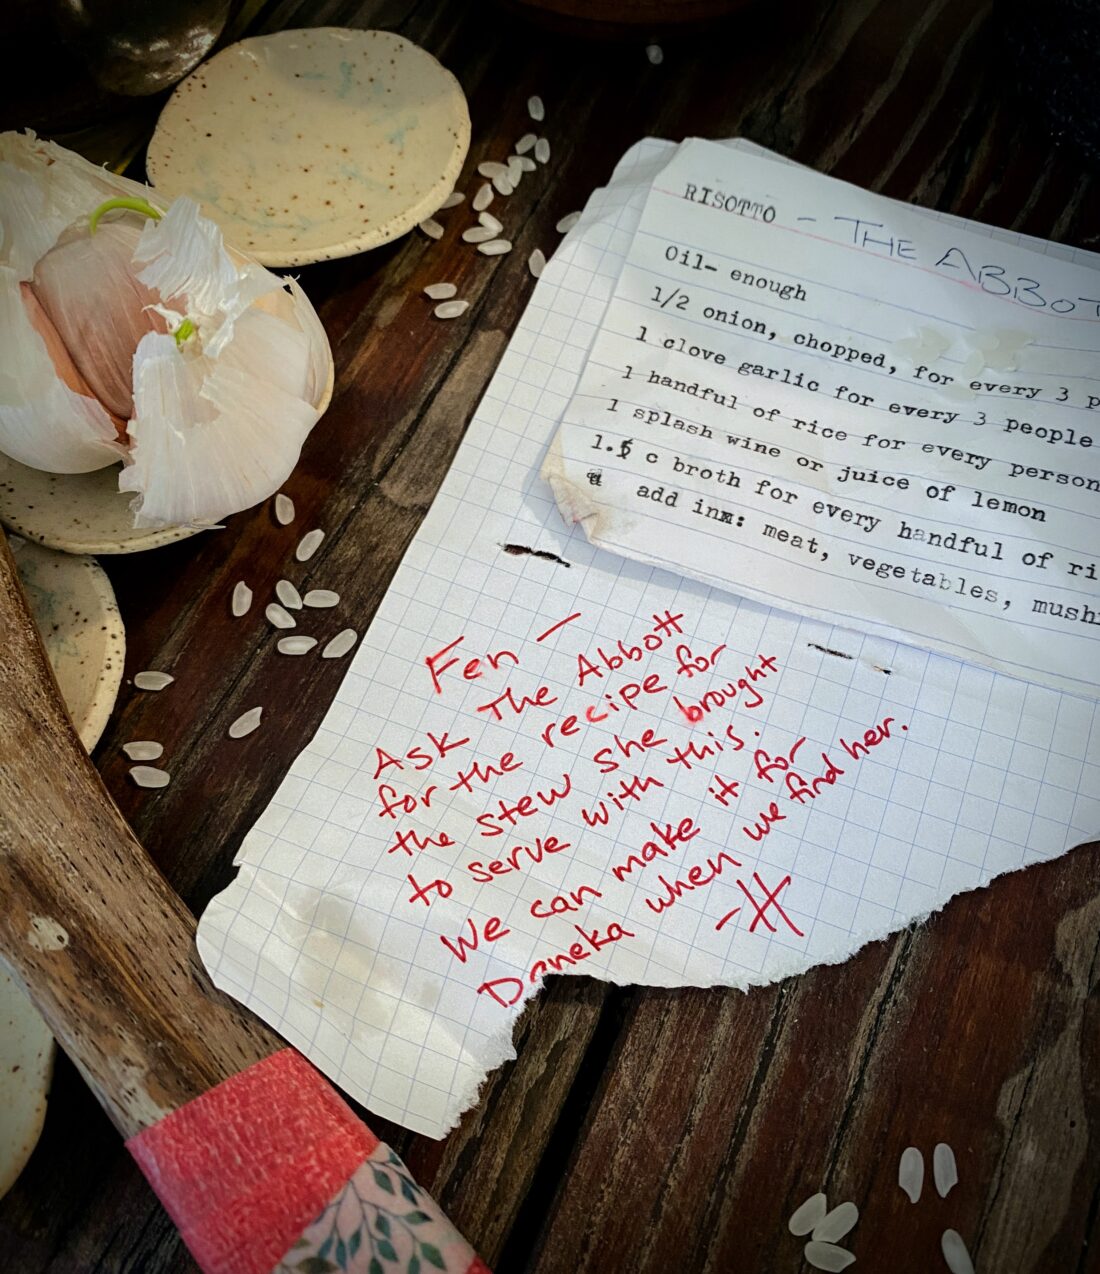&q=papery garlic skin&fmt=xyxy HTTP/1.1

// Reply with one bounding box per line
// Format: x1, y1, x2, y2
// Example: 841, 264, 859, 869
0, 131, 333, 528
